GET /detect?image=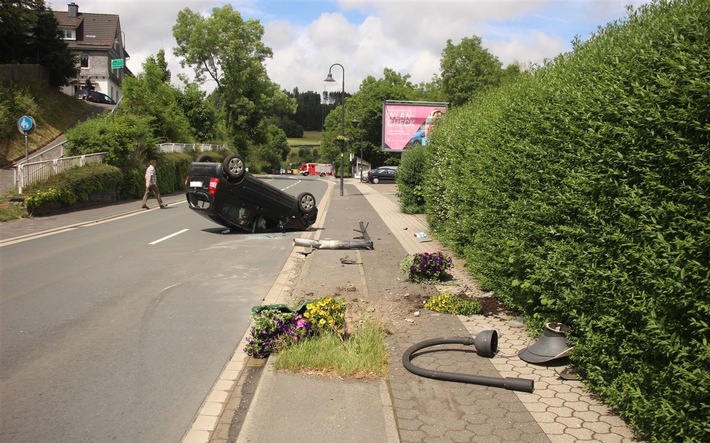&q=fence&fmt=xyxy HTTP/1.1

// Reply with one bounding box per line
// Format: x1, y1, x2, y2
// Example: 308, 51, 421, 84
15, 153, 107, 194
157, 143, 226, 153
